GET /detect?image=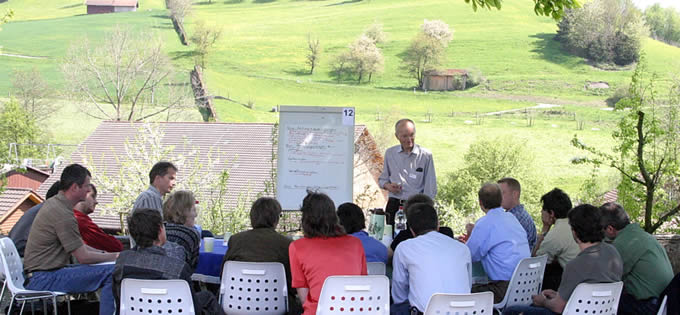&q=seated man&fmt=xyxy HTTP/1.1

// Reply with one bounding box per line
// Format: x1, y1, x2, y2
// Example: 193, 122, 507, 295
337, 202, 388, 264
498, 177, 538, 250
391, 203, 472, 315
467, 183, 530, 303
23, 164, 118, 315
532, 188, 580, 290
503, 204, 623, 315
9, 181, 60, 257
114, 208, 223, 315
74, 183, 123, 252
221, 197, 303, 315
600, 202, 673, 315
